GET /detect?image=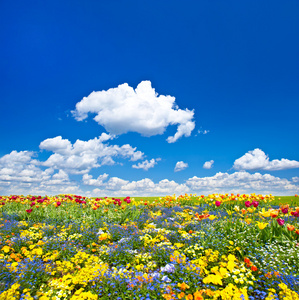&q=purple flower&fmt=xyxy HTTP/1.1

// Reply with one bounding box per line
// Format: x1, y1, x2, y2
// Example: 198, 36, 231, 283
277, 218, 285, 226
161, 275, 171, 283
161, 263, 175, 273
